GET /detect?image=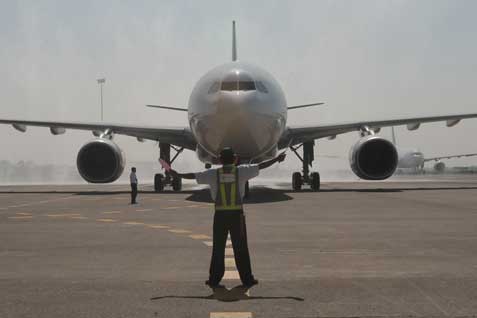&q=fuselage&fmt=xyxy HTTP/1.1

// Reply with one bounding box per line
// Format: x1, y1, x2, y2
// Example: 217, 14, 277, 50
397, 148, 425, 169
188, 61, 287, 163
